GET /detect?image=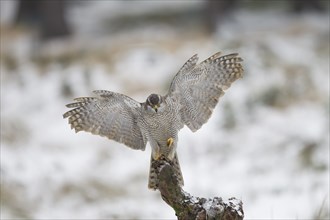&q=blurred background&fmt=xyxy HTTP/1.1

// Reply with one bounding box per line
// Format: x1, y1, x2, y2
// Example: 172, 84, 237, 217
1, 0, 329, 219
